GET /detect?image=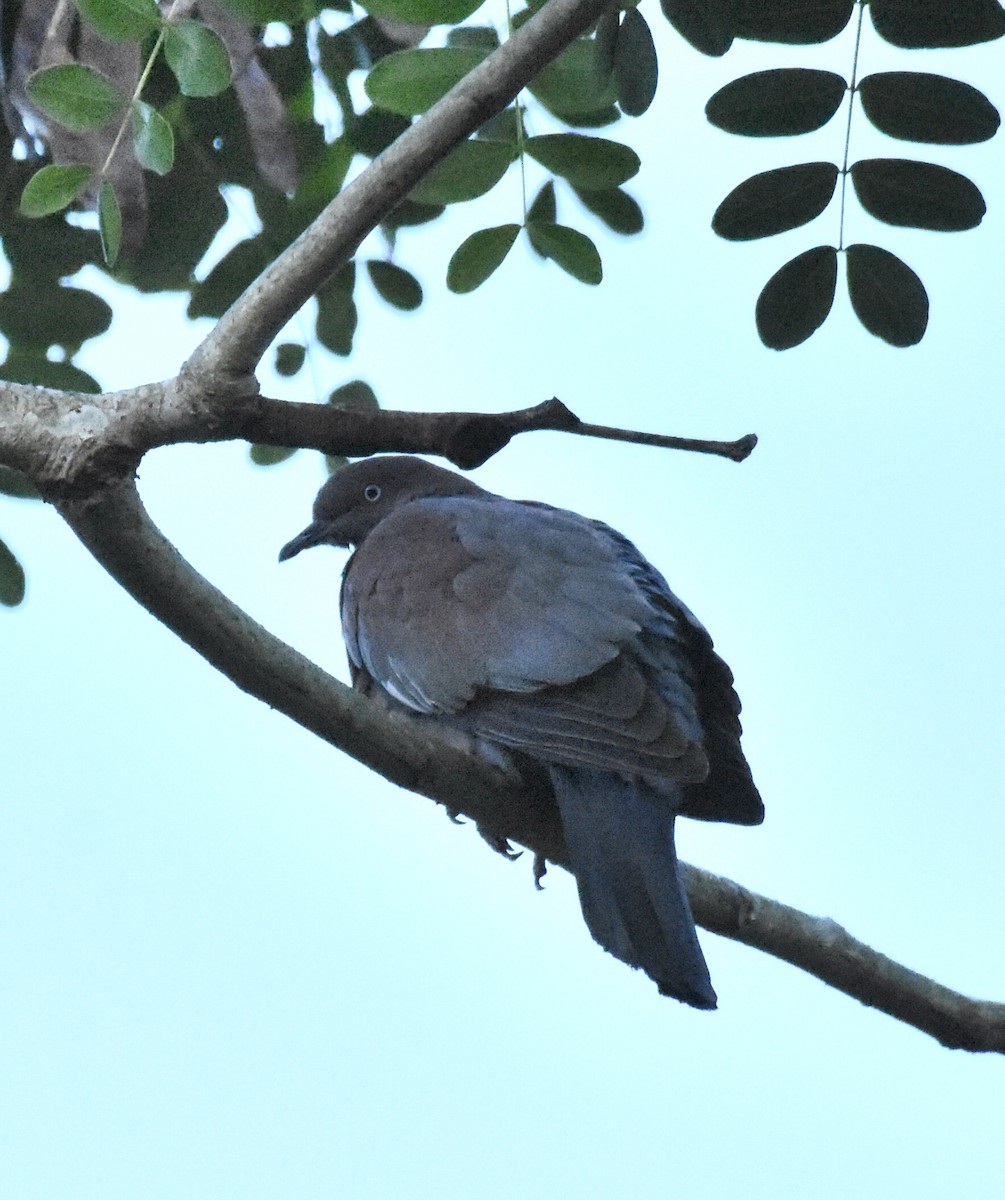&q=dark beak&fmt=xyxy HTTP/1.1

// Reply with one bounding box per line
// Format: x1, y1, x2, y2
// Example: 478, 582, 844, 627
278, 522, 327, 562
